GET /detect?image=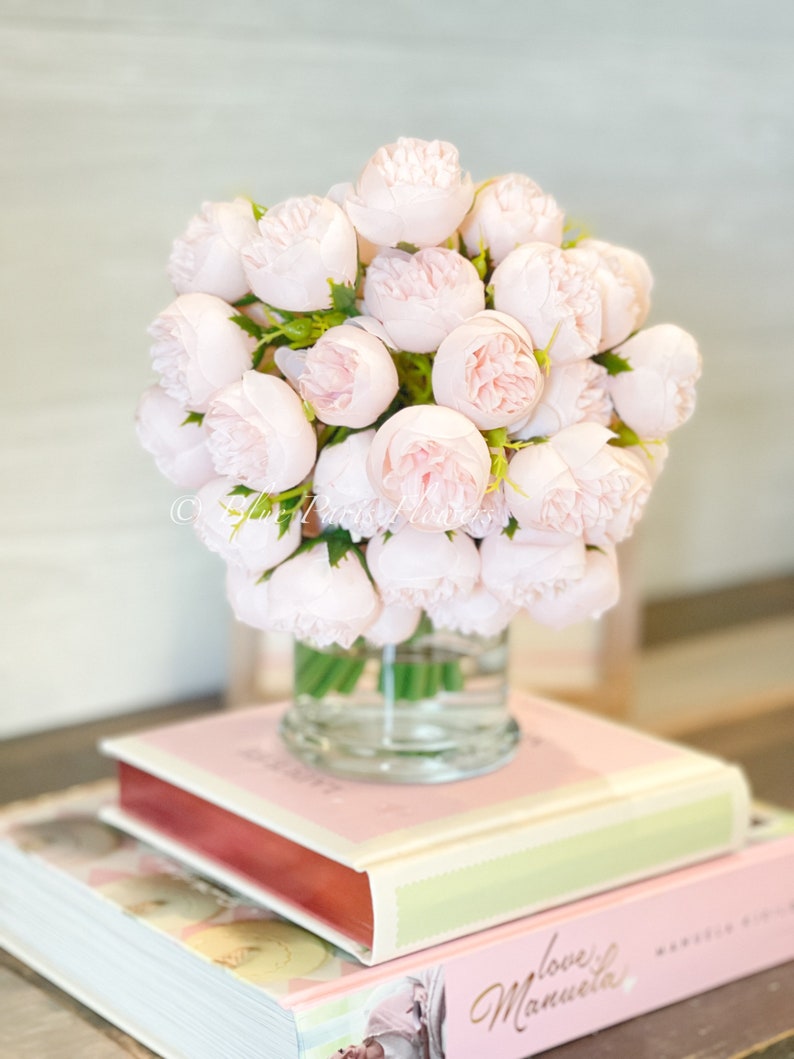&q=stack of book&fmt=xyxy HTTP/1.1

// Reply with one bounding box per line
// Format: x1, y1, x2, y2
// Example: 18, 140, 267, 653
2, 693, 793, 1059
